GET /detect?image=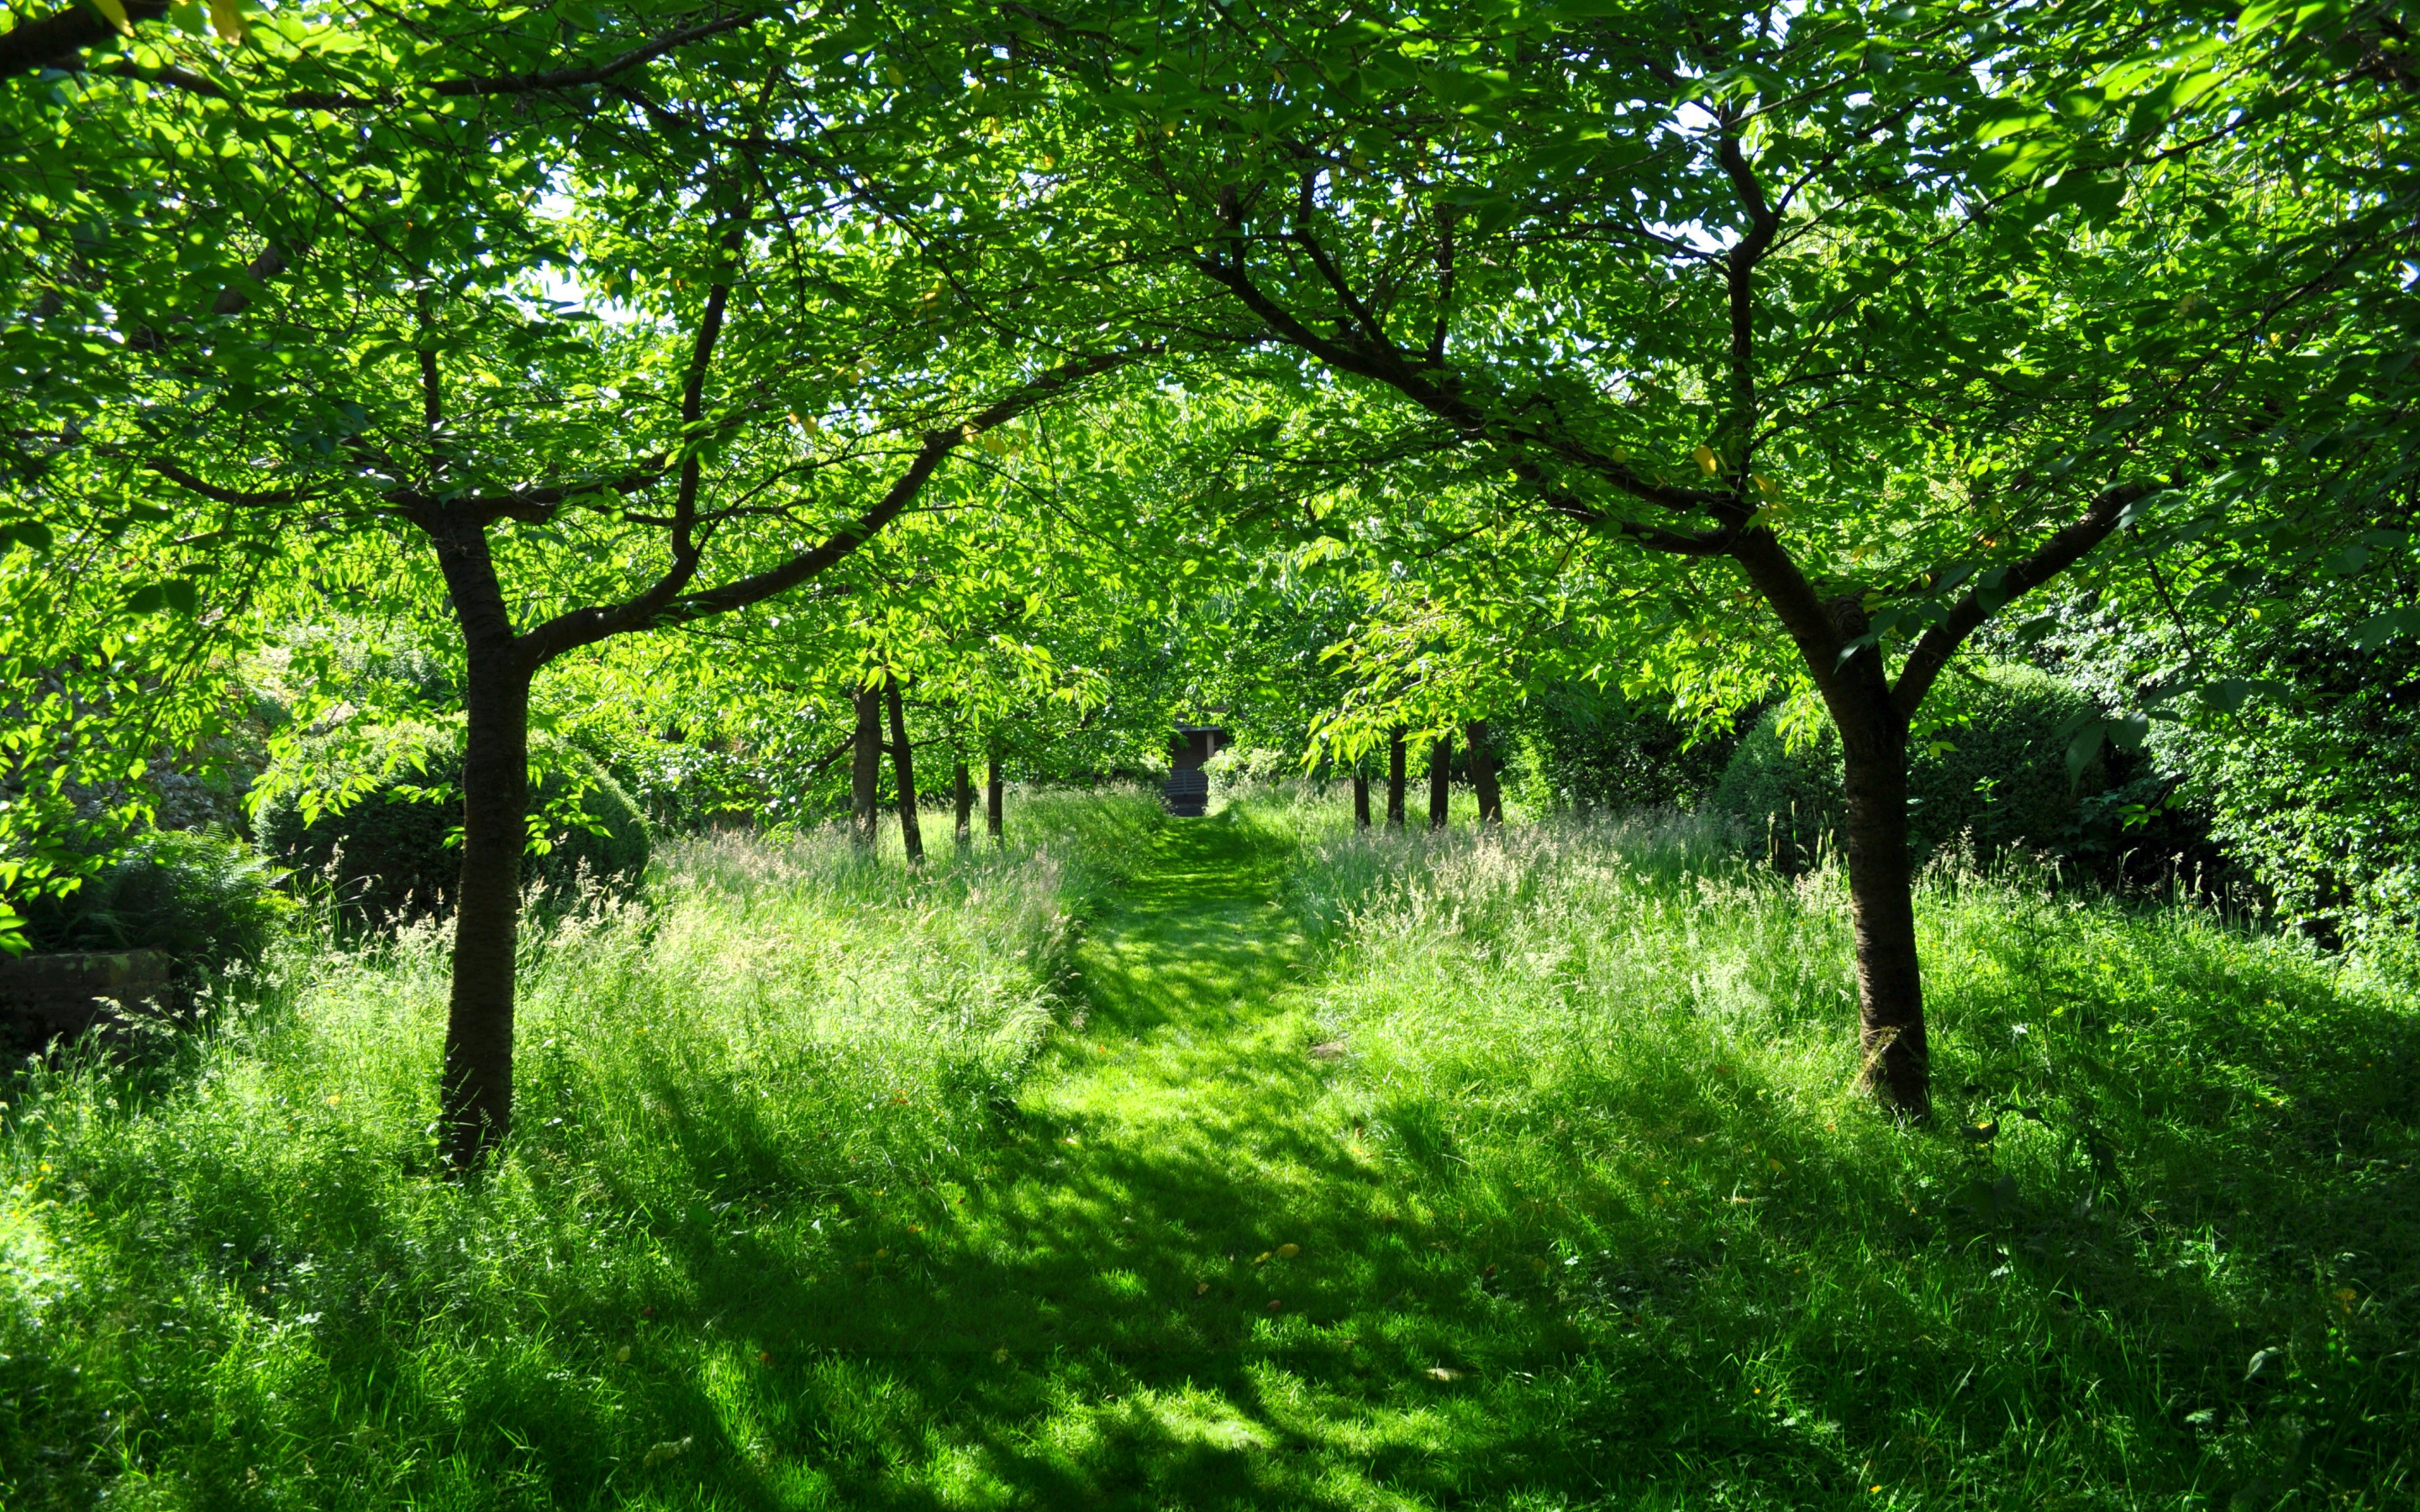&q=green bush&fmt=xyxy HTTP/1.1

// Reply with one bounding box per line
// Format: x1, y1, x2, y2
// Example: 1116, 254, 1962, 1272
1504, 690, 1741, 814
256, 723, 650, 921
1712, 664, 2103, 869
16, 829, 293, 973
